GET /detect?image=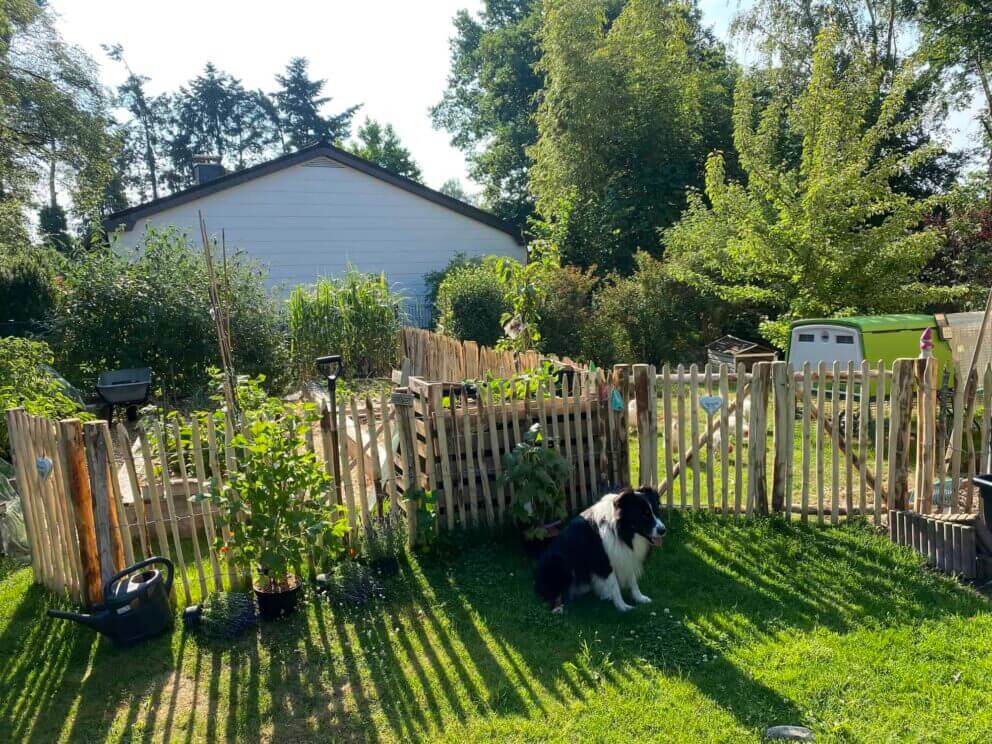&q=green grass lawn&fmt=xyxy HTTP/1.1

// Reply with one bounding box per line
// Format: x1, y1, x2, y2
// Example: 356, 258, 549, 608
2, 513, 991, 742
